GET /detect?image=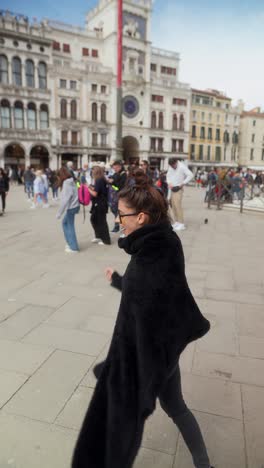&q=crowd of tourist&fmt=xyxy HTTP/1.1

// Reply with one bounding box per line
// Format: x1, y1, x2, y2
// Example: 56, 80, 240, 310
194, 167, 264, 203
